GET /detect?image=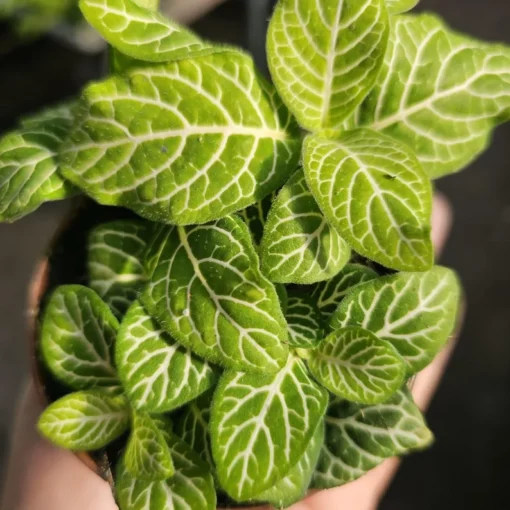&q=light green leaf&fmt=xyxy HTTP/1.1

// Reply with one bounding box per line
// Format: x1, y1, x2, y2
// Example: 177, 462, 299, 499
314, 388, 433, 488
211, 356, 328, 501
0, 104, 75, 222
385, 0, 418, 14
79, 0, 212, 62
116, 301, 216, 413
304, 130, 433, 272
238, 192, 275, 247
267, 0, 389, 131
330, 266, 461, 374
256, 419, 324, 508
173, 390, 214, 471
60, 52, 301, 225
38, 391, 130, 450
286, 291, 323, 349
141, 215, 289, 374
88, 220, 149, 318
349, 13, 510, 178
311, 263, 378, 322
124, 412, 174, 481
117, 431, 216, 510
260, 169, 350, 284
308, 327, 406, 404
40, 285, 120, 391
